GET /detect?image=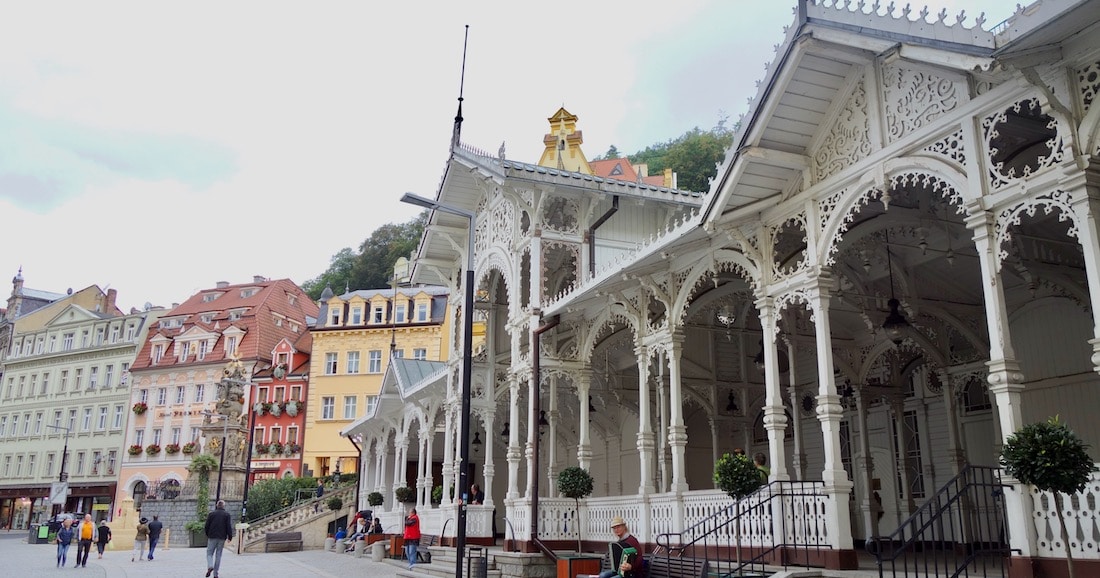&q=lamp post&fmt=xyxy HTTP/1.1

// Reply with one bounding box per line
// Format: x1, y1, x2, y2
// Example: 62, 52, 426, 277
200, 410, 230, 503
401, 192, 475, 578
45, 424, 72, 516
240, 383, 258, 523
